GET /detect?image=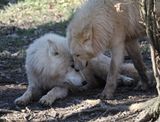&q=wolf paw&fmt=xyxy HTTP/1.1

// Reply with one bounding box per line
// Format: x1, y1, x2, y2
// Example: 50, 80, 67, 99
14, 96, 30, 106
78, 85, 88, 91
39, 95, 55, 106
122, 77, 134, 86
97, 91, 114, 100
134, 81, 148, 91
